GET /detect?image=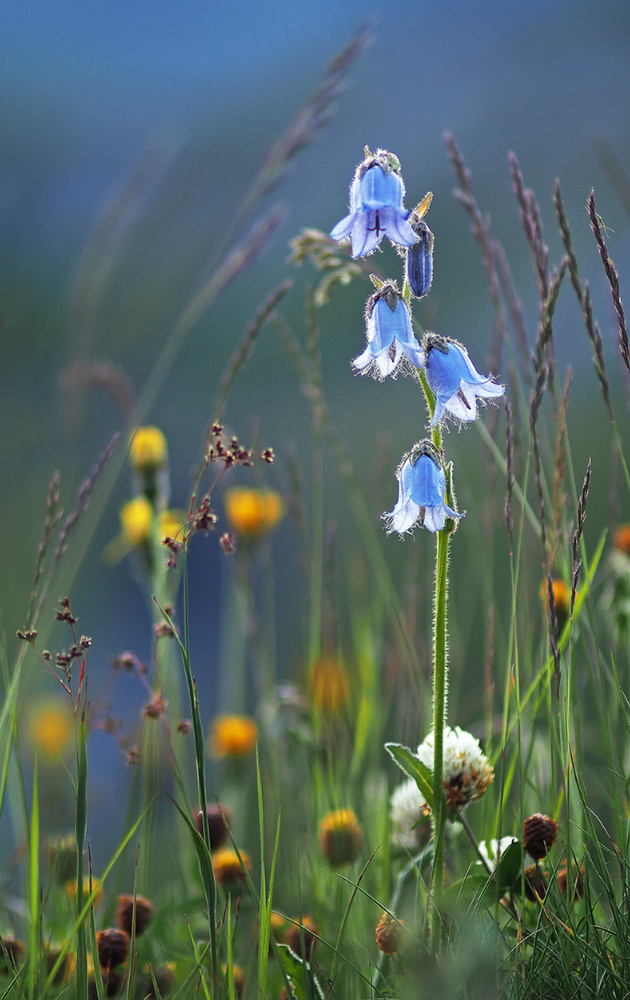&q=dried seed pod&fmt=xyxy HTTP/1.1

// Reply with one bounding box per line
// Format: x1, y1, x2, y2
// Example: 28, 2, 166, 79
523, 813, 558, 860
